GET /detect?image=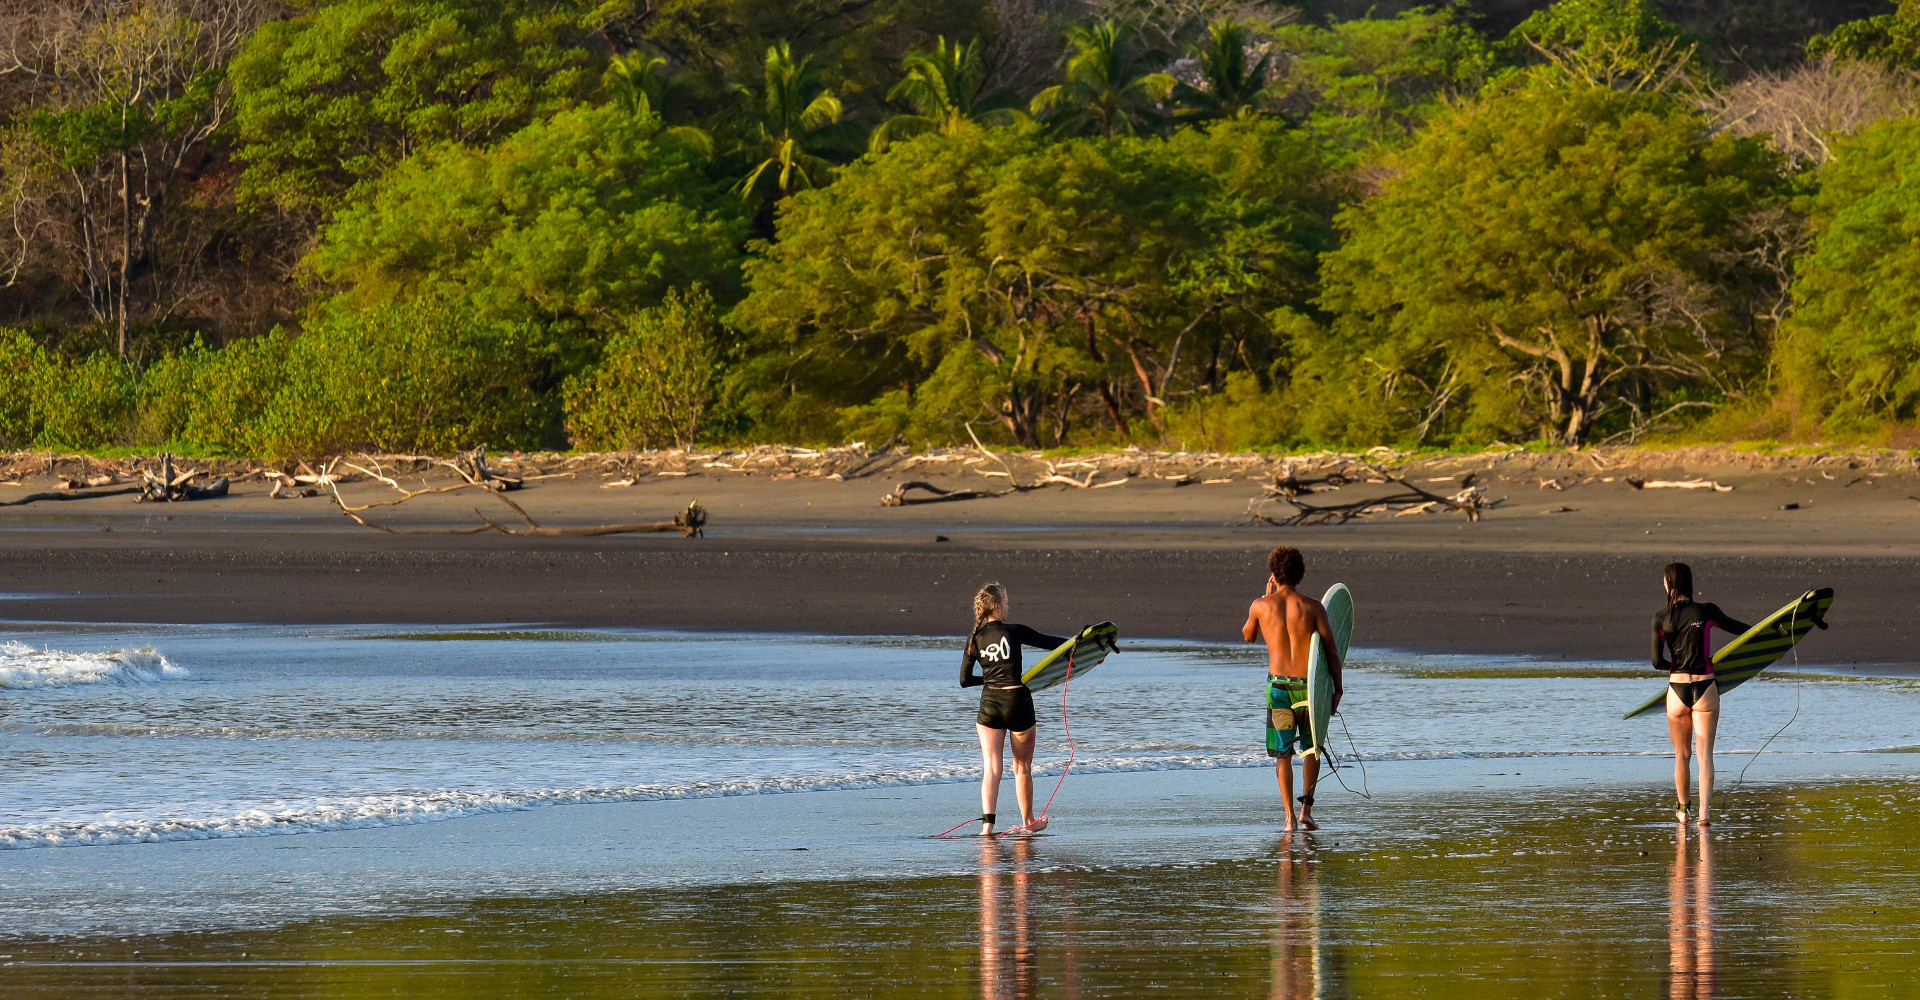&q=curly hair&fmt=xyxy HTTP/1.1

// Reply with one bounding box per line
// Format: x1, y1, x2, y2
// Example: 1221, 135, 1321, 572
1268, 546, 1304, 586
